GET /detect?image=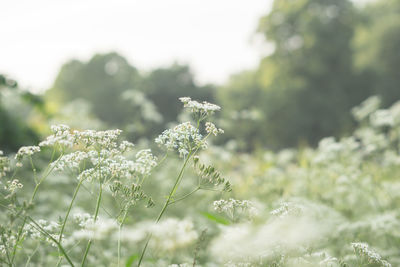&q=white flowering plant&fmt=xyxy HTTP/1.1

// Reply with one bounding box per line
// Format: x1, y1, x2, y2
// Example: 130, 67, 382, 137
2, 96, 400, 267
0, 97, 231, 267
